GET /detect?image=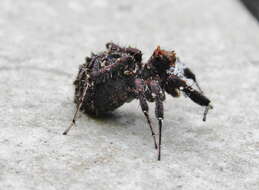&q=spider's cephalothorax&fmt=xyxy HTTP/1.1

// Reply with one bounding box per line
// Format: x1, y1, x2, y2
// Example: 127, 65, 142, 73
63, 42, 213, 161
